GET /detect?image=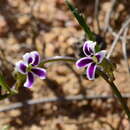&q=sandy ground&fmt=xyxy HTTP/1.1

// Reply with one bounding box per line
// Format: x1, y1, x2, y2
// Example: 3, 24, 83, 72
0, 0, 130, 129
